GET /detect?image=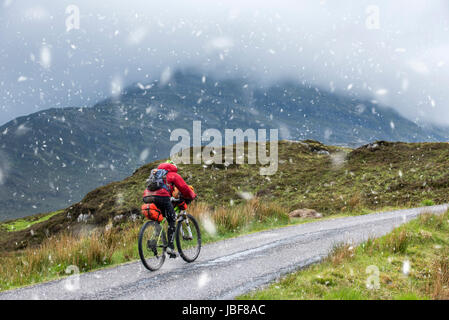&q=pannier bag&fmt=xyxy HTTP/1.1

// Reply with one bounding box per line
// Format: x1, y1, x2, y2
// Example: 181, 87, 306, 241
141, 203, 164, 222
